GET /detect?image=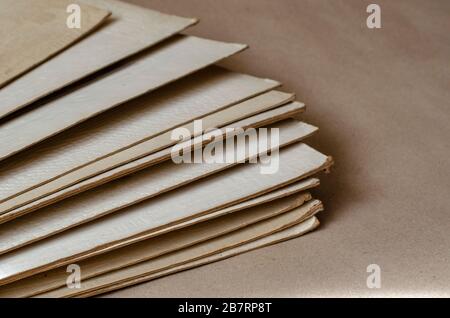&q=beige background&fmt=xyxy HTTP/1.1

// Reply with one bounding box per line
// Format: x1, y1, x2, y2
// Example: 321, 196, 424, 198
109, 0, 450, 297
